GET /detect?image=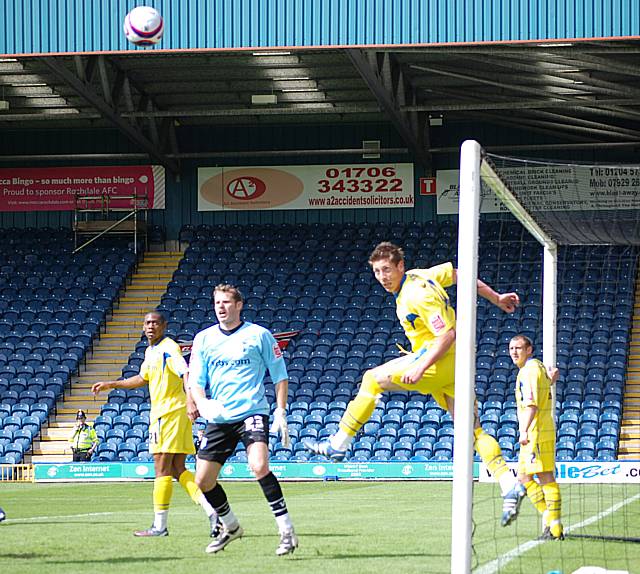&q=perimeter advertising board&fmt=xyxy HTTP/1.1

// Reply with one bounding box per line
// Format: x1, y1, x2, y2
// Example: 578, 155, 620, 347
35, 461, 462, 481
0, 165, 165, 211
436, 165, 640, 215
478, 460, 640, 483
197, 163, 414, 211
35, 460, 640, 482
